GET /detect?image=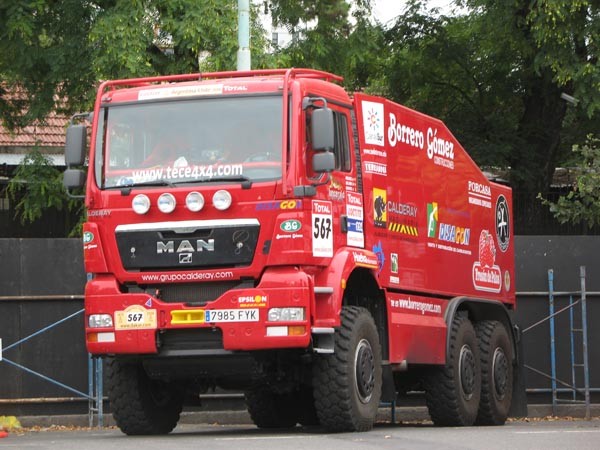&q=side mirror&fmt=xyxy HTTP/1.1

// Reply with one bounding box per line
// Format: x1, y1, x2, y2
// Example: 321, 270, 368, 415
65, 125, 87, 166
313, 151, 335, 173
311, 108, 334, 151
63, 169, 86, 189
